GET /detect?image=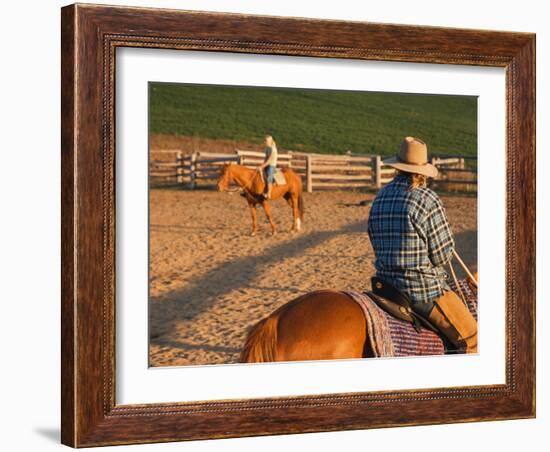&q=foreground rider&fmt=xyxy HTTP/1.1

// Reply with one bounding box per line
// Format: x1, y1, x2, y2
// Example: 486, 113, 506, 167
367, 137, 477, 353
258, 134, 278, 199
